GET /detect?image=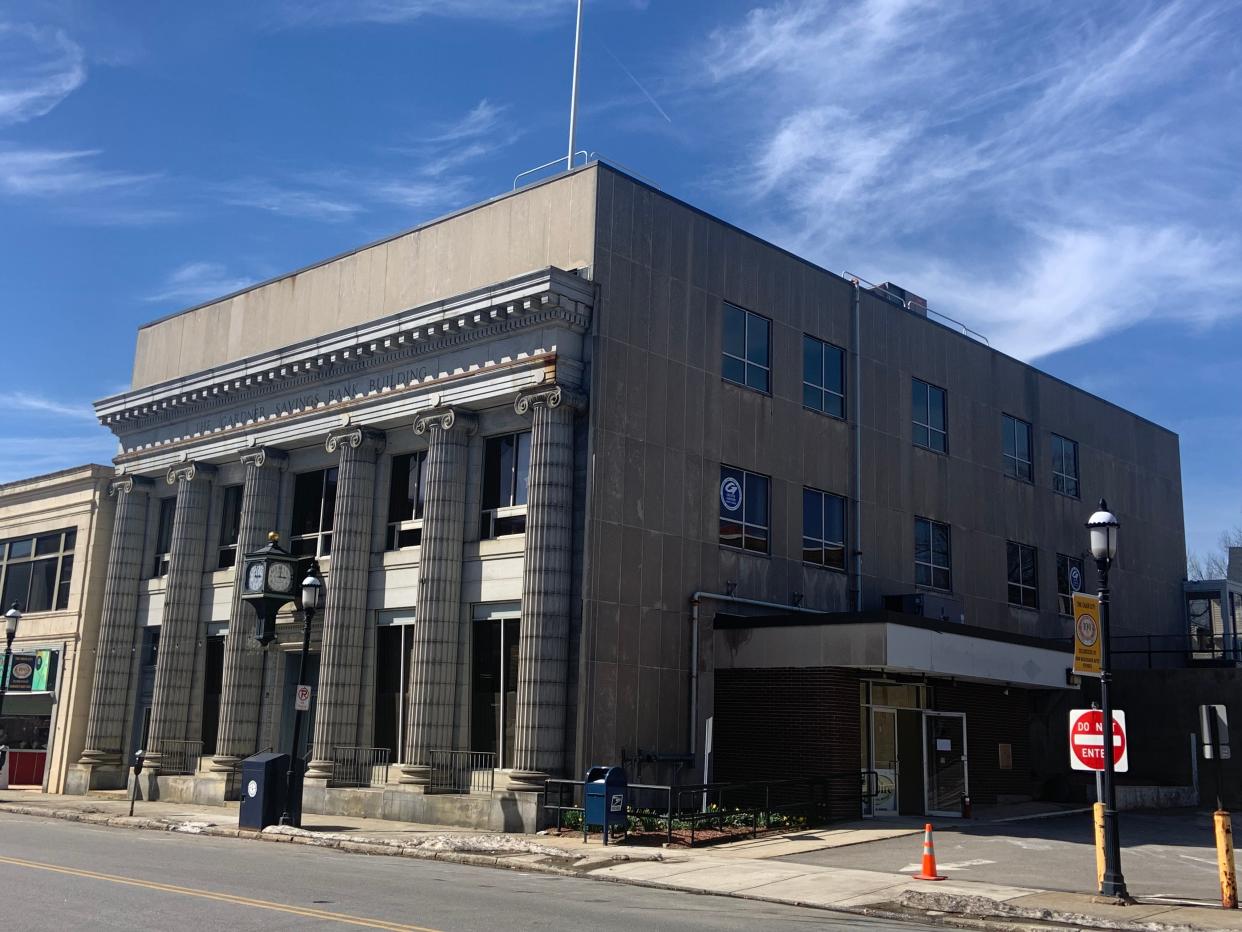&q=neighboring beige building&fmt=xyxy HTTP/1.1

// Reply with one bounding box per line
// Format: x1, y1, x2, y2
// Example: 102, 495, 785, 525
0, 465, 115, 792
